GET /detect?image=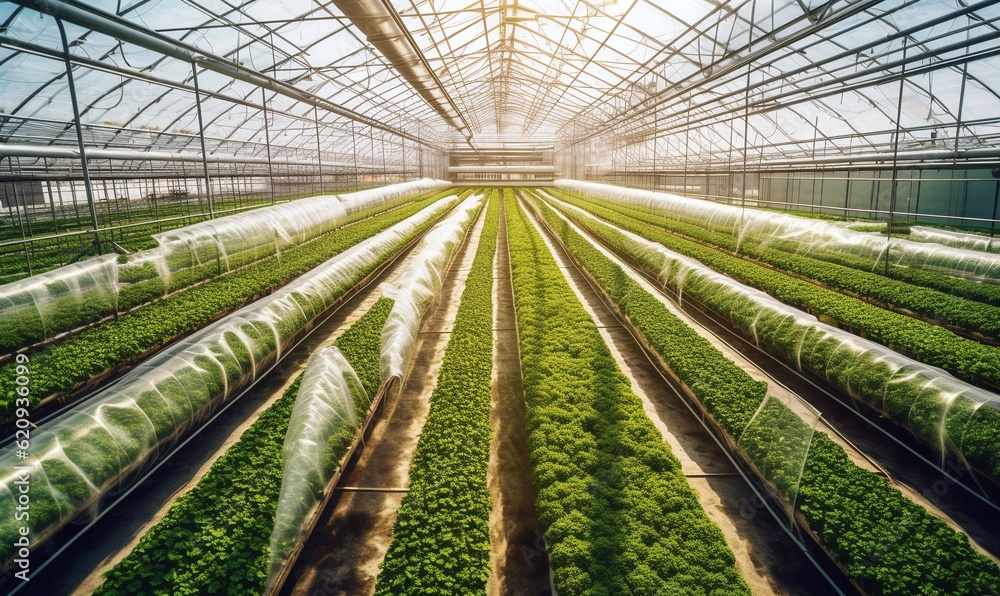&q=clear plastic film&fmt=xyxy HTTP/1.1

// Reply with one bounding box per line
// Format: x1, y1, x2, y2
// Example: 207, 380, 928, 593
0, 196, 457, 569
0, 179, 448, 352
338, 179, 450, 217
556, 180, 1000, 285
909, 226, 996, 253
142, 178, 449, 291
0, 254, 118, 351
266, 346, 369, 585
549, 197, 1000, 484
738, 392, 820, 519
379, 193, 485, 382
